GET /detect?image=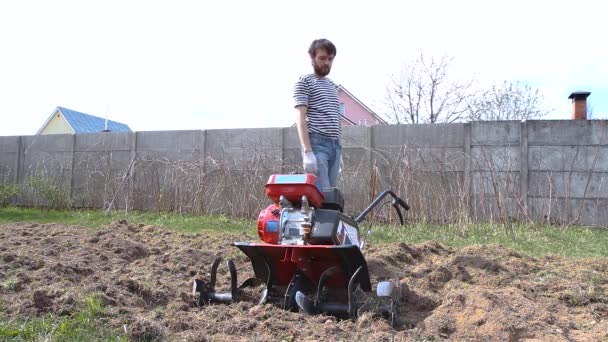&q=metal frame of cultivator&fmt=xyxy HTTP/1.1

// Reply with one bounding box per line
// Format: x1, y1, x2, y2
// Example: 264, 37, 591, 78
193, 174, 409, 327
